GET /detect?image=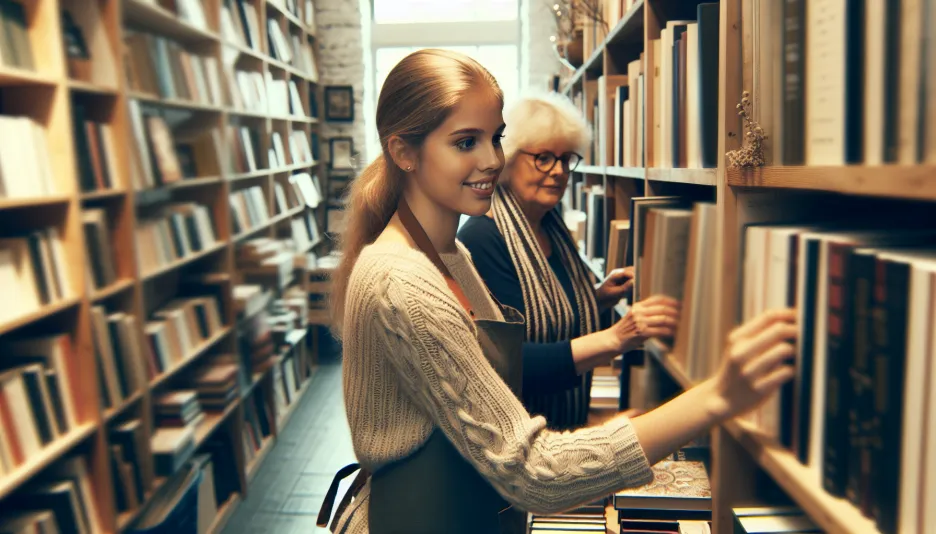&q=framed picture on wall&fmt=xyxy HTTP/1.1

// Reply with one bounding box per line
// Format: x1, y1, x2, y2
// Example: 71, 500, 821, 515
324, 86, 354, 122
329, 137, 354, 170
